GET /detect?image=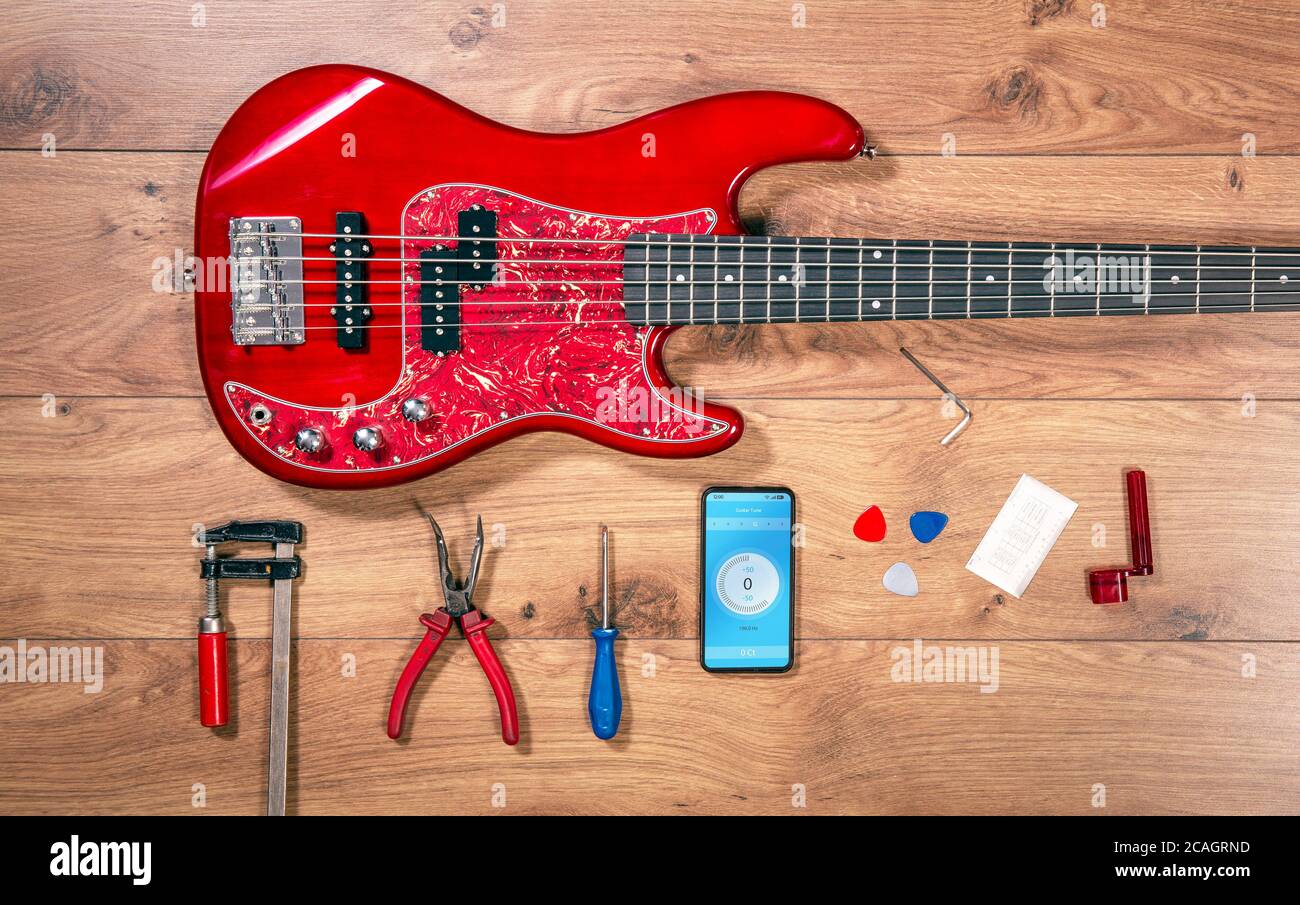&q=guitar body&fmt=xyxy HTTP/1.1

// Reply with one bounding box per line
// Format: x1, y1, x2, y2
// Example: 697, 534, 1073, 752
195, 65, 864, 488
